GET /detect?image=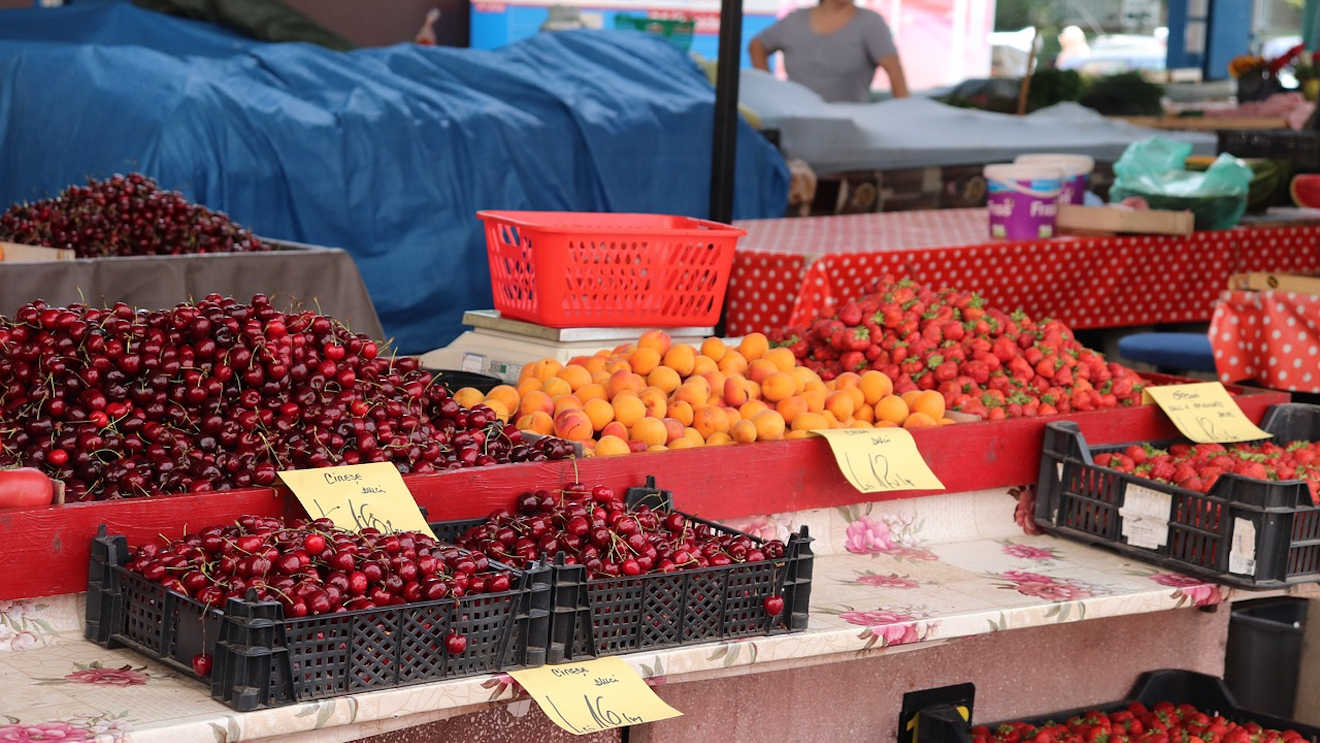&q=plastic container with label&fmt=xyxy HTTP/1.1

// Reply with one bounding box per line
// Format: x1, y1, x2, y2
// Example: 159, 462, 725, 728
1015, 153, 1095, 205
983, 163, 1063, 240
